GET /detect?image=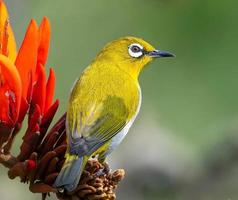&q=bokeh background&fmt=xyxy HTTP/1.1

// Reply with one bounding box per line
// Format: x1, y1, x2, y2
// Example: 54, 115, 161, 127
1, 0, 238, 199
